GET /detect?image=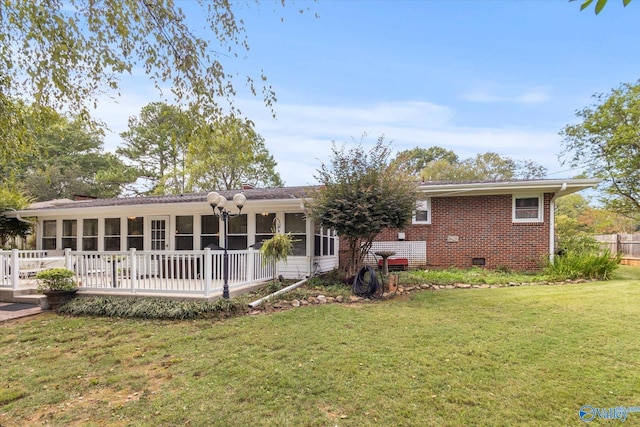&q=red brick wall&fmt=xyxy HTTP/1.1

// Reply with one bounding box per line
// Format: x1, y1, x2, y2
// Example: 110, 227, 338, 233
340, 193, 553, 272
